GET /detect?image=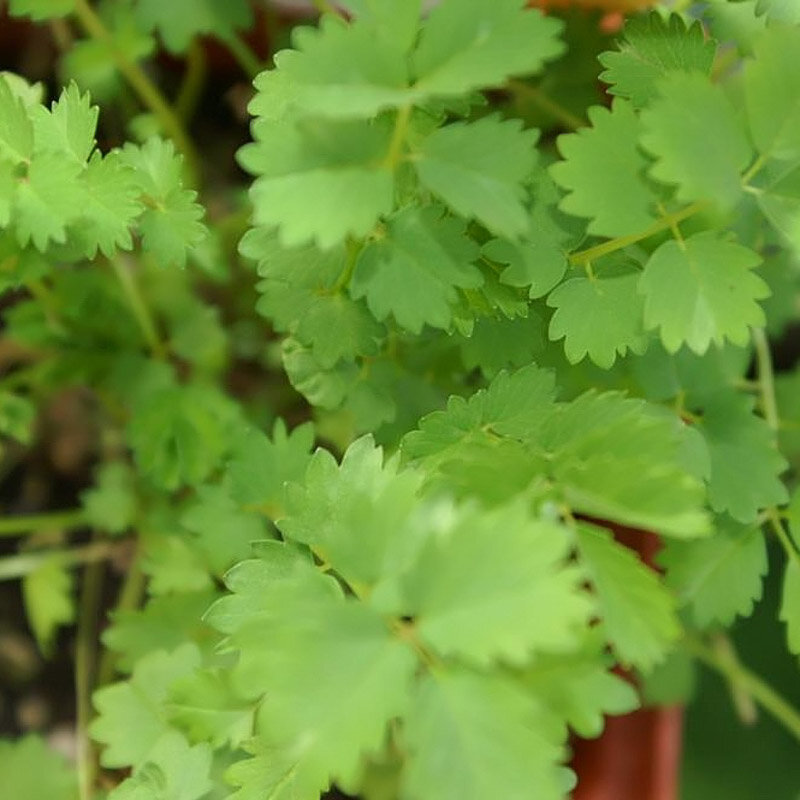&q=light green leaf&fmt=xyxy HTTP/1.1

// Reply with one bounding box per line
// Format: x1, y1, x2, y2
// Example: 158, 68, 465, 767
699, 392, 788, 523
755, 0, 800, 21
412, 0, 564, 97
341, 0, 421, 51
225, 741, 324, 800
744, 26, 800, 161
660, 517, 767, 627
405, 671, 564, 800
0, 74, 34, 164
551, 100, 657, 237
351, 205, 482, 333
415, 116, 538, 239
81, 461, 137, 534
400, 504, 591, 666
0, 735, 78, 800
0, 390, 35, 444
32, 82, 97, 164
598, 13, 716, 109
547, 259, 647, 368
91, 644, 202, 768
22, 556, 74, 655
640, 72, 752, 209
8, 0, 74, 19
639, 232, 767, 354
482, 235, 566, 300
576, 523, 681, 669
